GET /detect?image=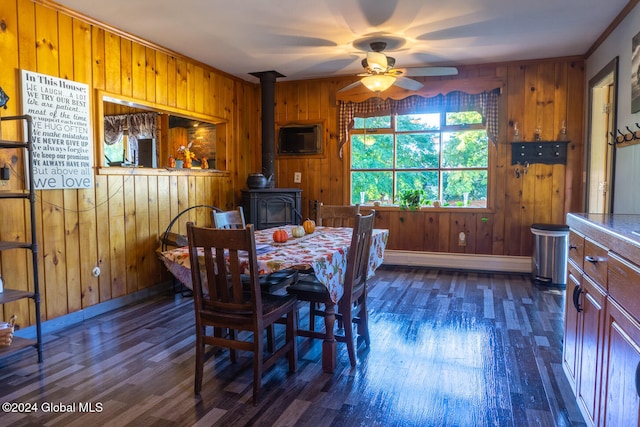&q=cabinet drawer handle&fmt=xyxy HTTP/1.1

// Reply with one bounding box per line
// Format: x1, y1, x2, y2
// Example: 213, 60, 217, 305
569, 245, 577, 251
585, 255, 605, 264
636, 361, 640, 398
572, 284, 582, 312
